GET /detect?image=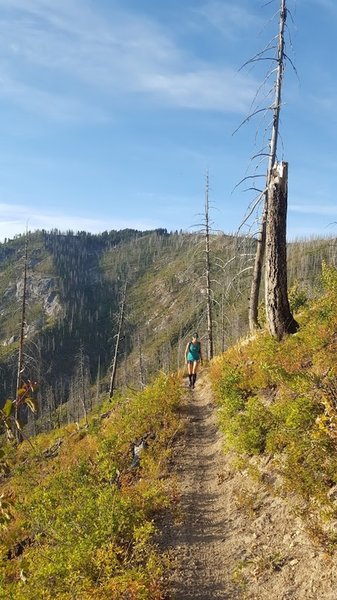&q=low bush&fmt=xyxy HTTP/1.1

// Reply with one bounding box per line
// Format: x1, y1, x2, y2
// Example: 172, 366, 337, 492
211, 263, 337, 539
0, 373, 182, 599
